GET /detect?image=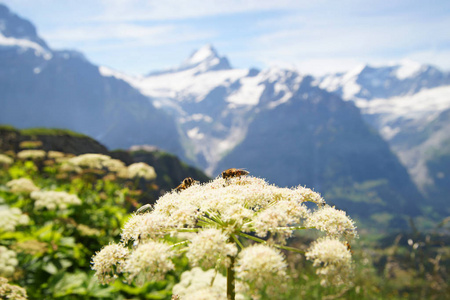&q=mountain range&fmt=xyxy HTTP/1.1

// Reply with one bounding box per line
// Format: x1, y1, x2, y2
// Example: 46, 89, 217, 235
1, 3, 449, 227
